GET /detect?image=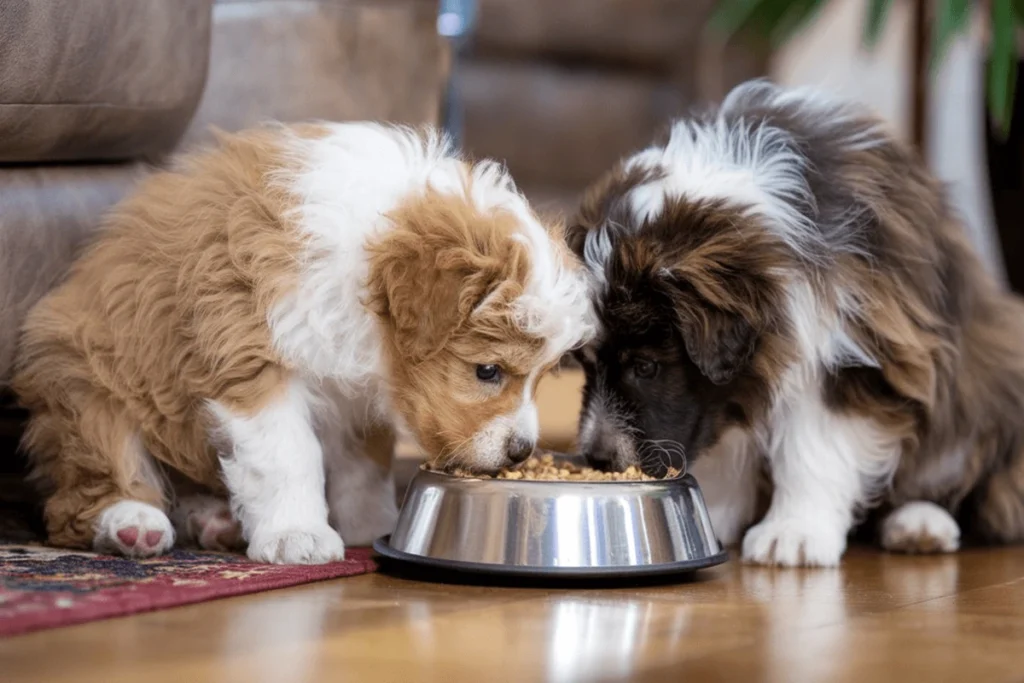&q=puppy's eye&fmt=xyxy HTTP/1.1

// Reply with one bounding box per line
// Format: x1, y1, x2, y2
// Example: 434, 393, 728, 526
632, 358, 659, 379
475, 364, 502, 383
